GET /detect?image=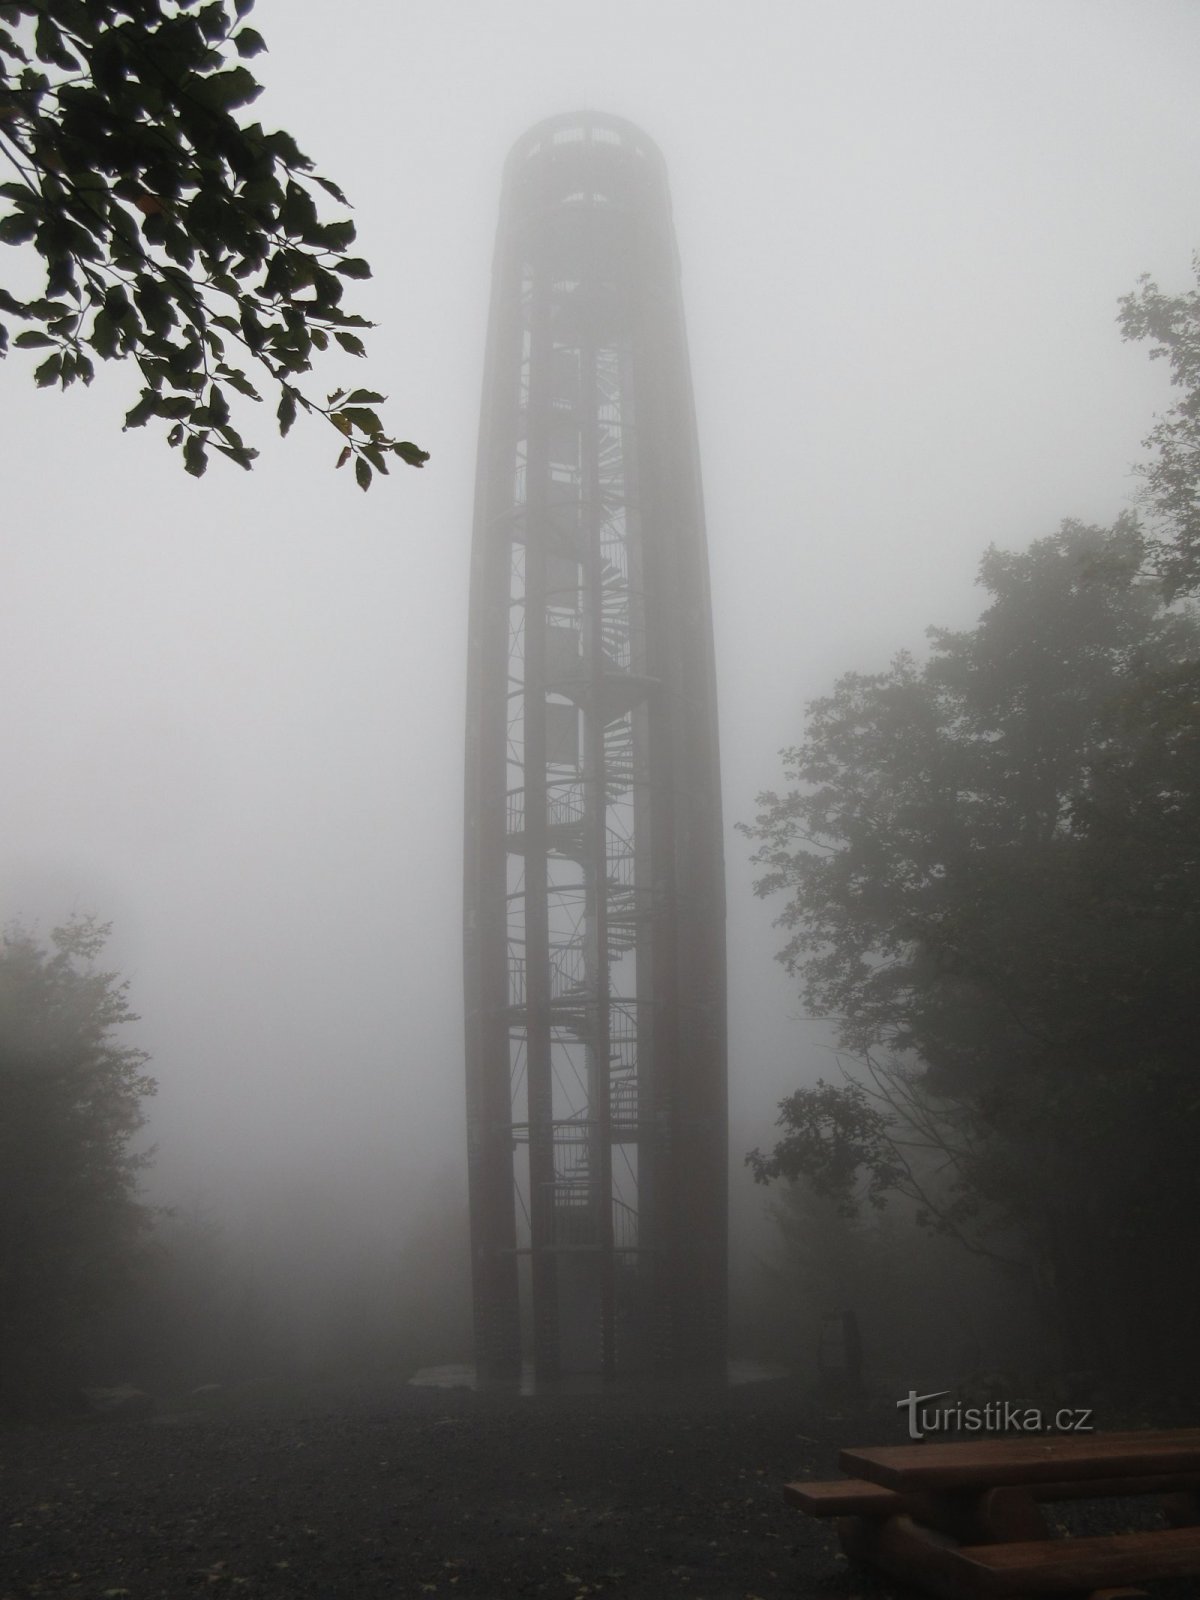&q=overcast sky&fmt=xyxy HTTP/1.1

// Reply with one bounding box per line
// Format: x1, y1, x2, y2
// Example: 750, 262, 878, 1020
2, 0, 1197, 1245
